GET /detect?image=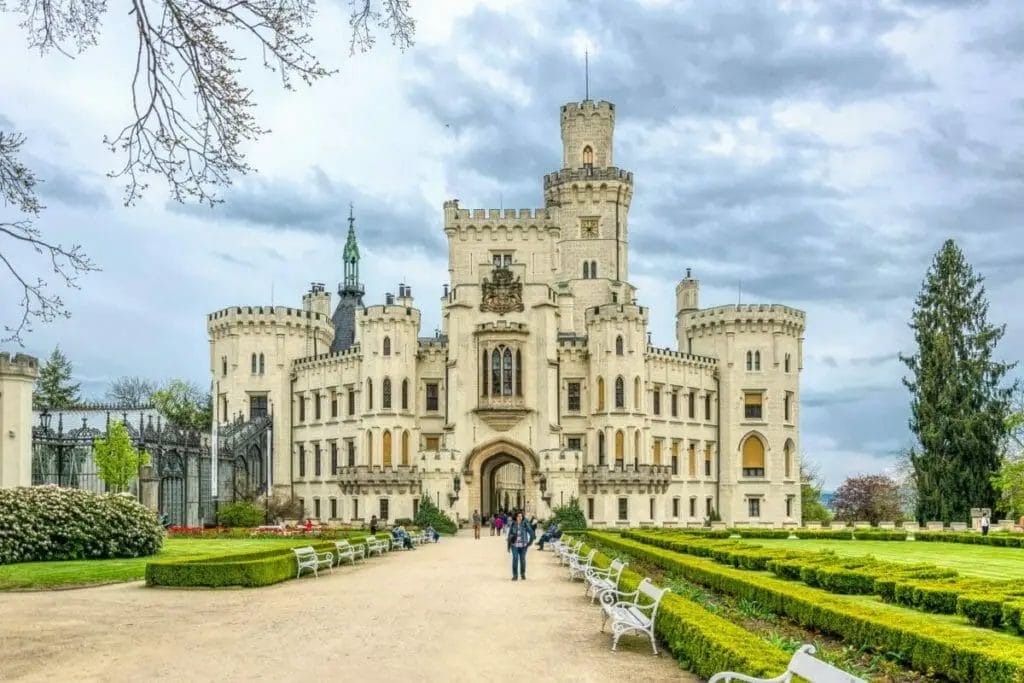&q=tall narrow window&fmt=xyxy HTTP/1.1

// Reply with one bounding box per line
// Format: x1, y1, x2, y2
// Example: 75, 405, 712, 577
502, 347, 513, 395
688, 392, 695, 419
298, 395, 306, 422
583, 262, 590, 279
746, 351, 753, 371
597, 377, 605, 411
298, 444, 306, 477
671, 391, 678, 417
515, 349, 522, 396
348, 389, 355, 416
634, 431, 640, 462
615, 335, 624, 356
481, 349, 488, 395
331, 442, 338, 474
314, 443, 322, 476
688, 443, 696, 476
634, 377, 642, 411
567, 382, 581, 412
618, 497, 628, 521
671, 441, 679, 475
366, 379, 373, 410
615, 430, 624, 465
222, 356, 227, 376
785, 353, 791, 373
742, 435, 766, 477
705, 446, 712, 476
705, 394, 712, 420
491, 349, 501, 396
591, 260, 597, 278
251, 353, 257, 373
330, 498, 338, 519
653, 389, 661, 415
402, 430, 410, 466
653, 439, 662, 465
748, 498, 761, 518
784, 441, 793, 478
331, 391, 338, 418
383, 378, 392, 409
583, 145, 593, 167
598, 431, 606, 466
258, 353, 265, 375
426, 383, 439, 411
383, 336, 391, 356
314, 392, 321, 420
382, 430, 392, 467
366, 432, 373, 466
347, 440, 355, 467
614, 377, 625, 409
754, 351, 761, 371
402, 379, 409, 410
